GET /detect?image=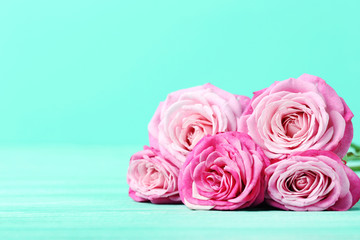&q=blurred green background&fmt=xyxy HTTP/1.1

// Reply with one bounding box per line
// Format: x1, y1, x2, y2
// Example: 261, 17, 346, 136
1, 0, 359, 146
